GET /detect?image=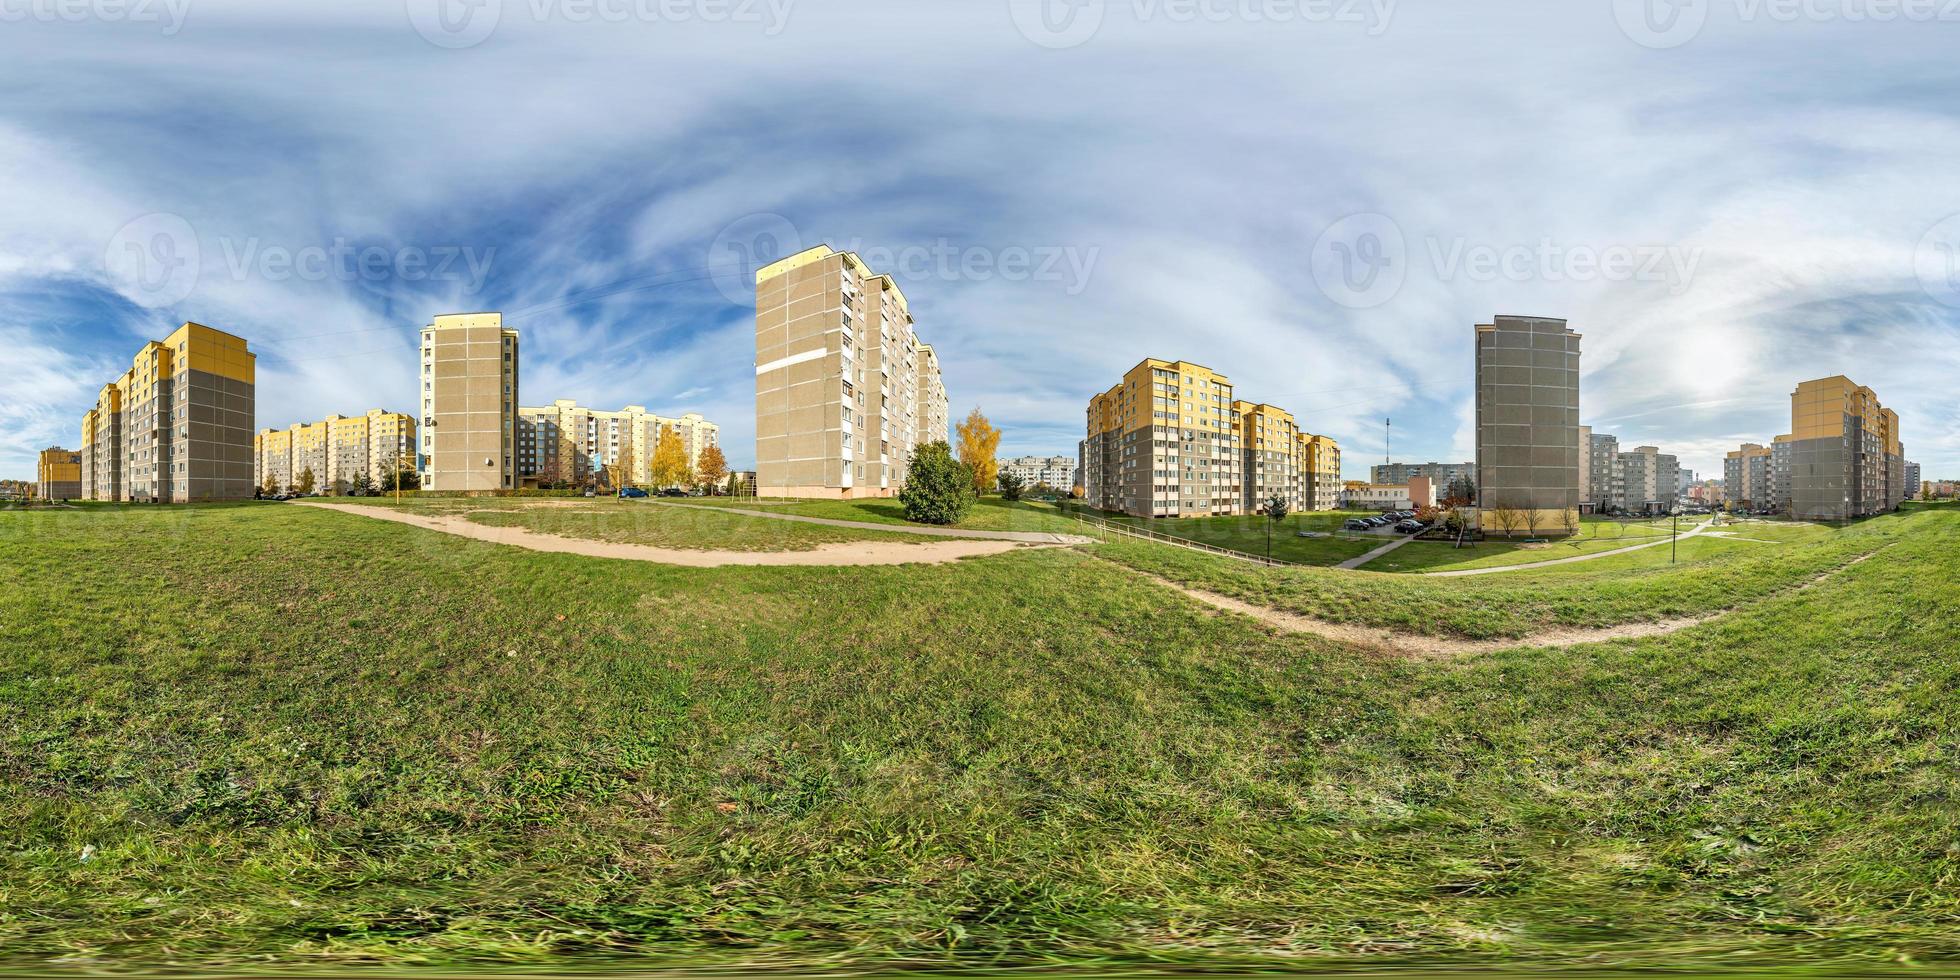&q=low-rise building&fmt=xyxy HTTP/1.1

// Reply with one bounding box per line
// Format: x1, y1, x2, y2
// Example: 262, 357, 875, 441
37, 447, 82, 501
1341, 477, 1436, 512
